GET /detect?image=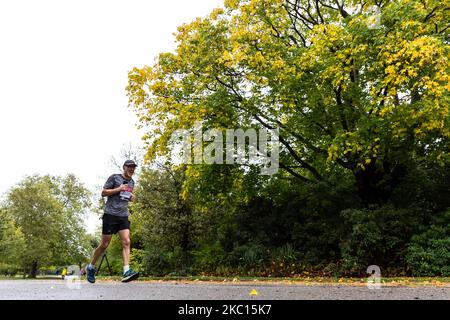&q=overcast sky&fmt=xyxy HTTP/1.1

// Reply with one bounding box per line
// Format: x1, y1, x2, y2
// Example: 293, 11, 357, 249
0, 0, 224, 232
